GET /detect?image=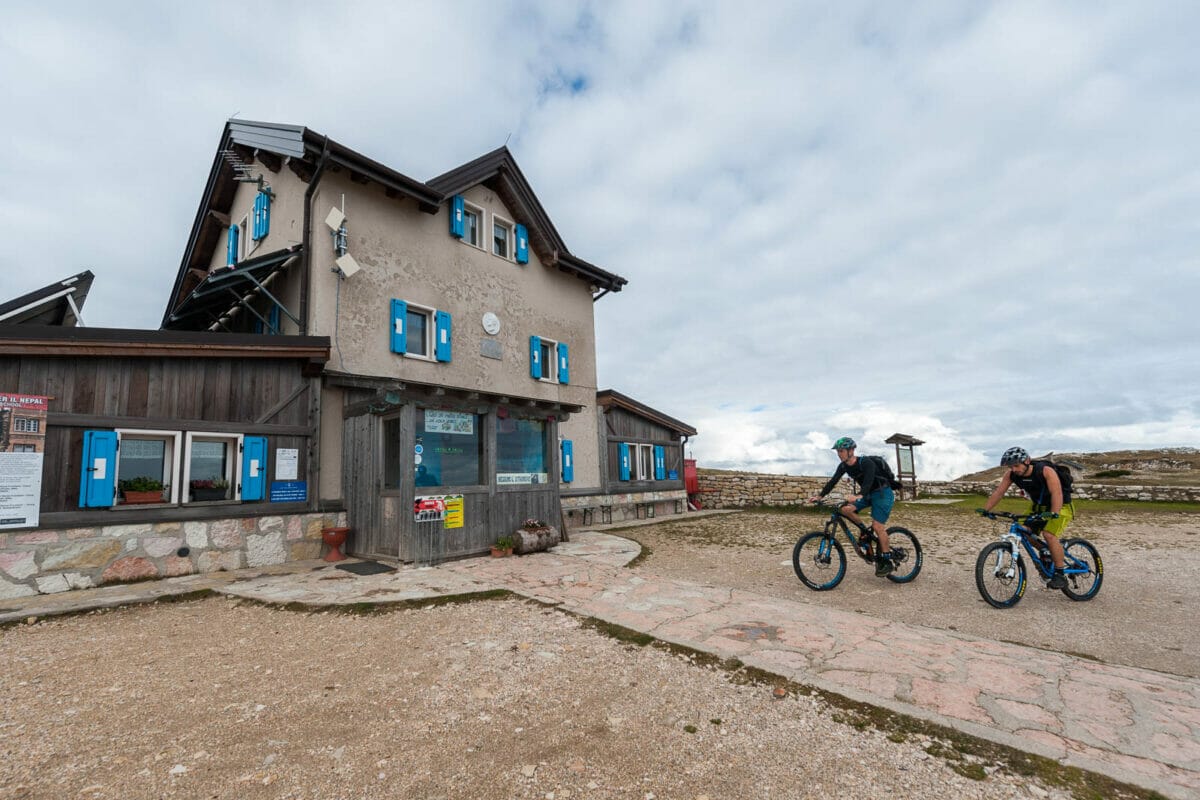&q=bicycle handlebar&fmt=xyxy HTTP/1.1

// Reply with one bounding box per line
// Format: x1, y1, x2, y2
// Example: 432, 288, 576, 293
974, 509, 1059, 523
